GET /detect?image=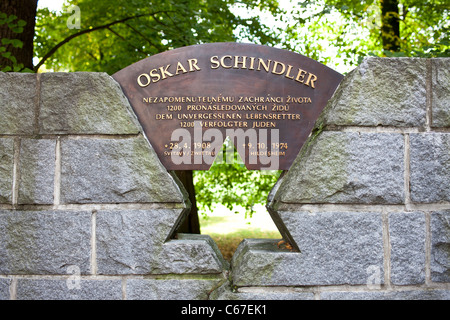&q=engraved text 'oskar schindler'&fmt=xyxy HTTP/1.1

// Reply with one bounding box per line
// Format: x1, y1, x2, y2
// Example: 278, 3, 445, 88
136, 55, 318, 89
112, 43, 343, 171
